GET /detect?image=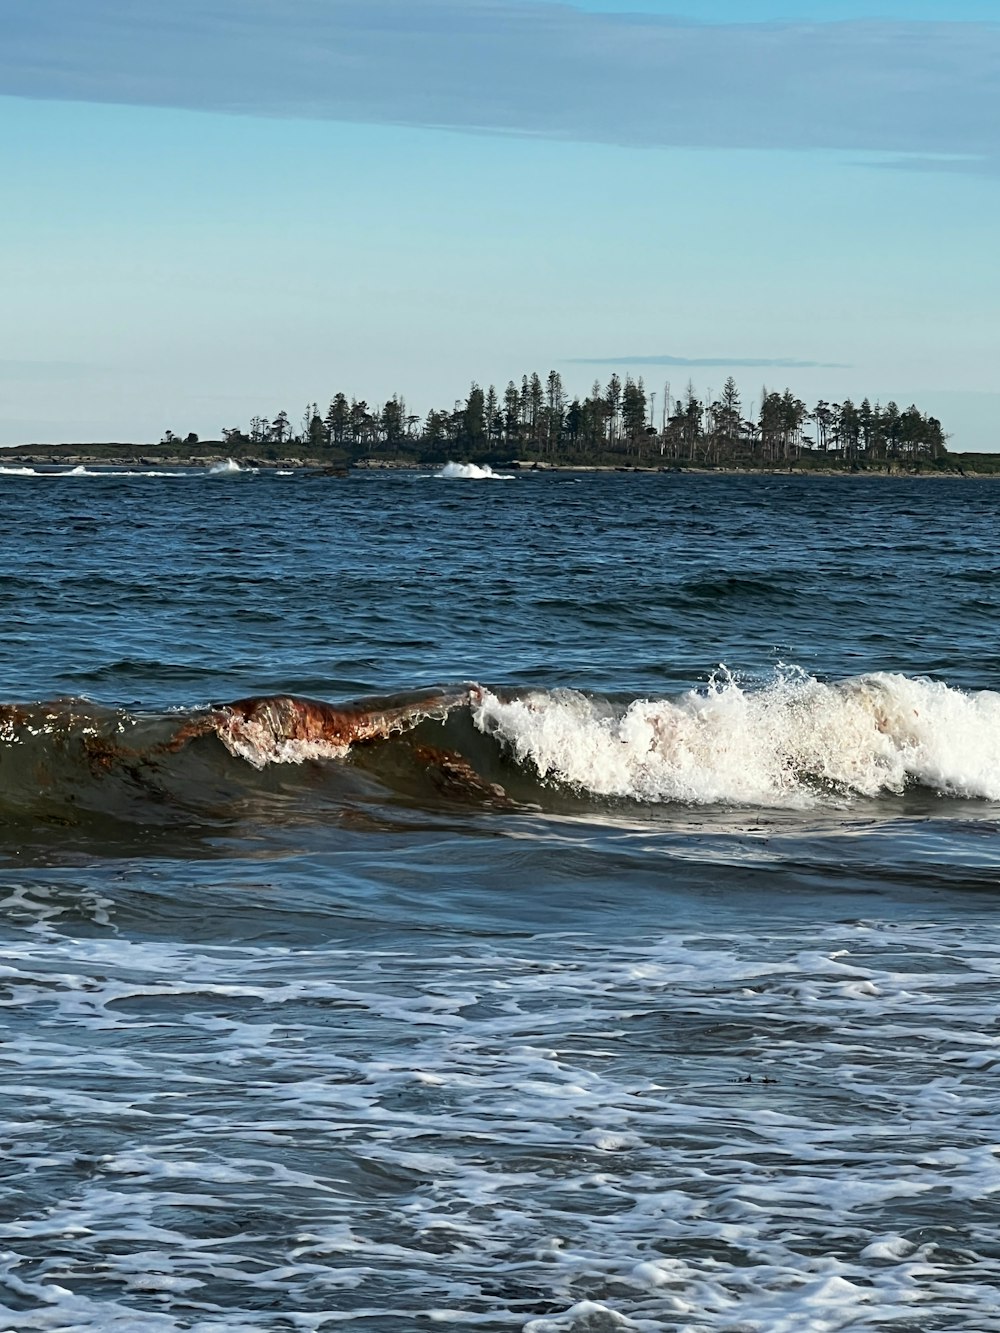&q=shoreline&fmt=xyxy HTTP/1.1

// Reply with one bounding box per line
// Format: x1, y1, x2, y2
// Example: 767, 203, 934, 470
0, 451, 994, 478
